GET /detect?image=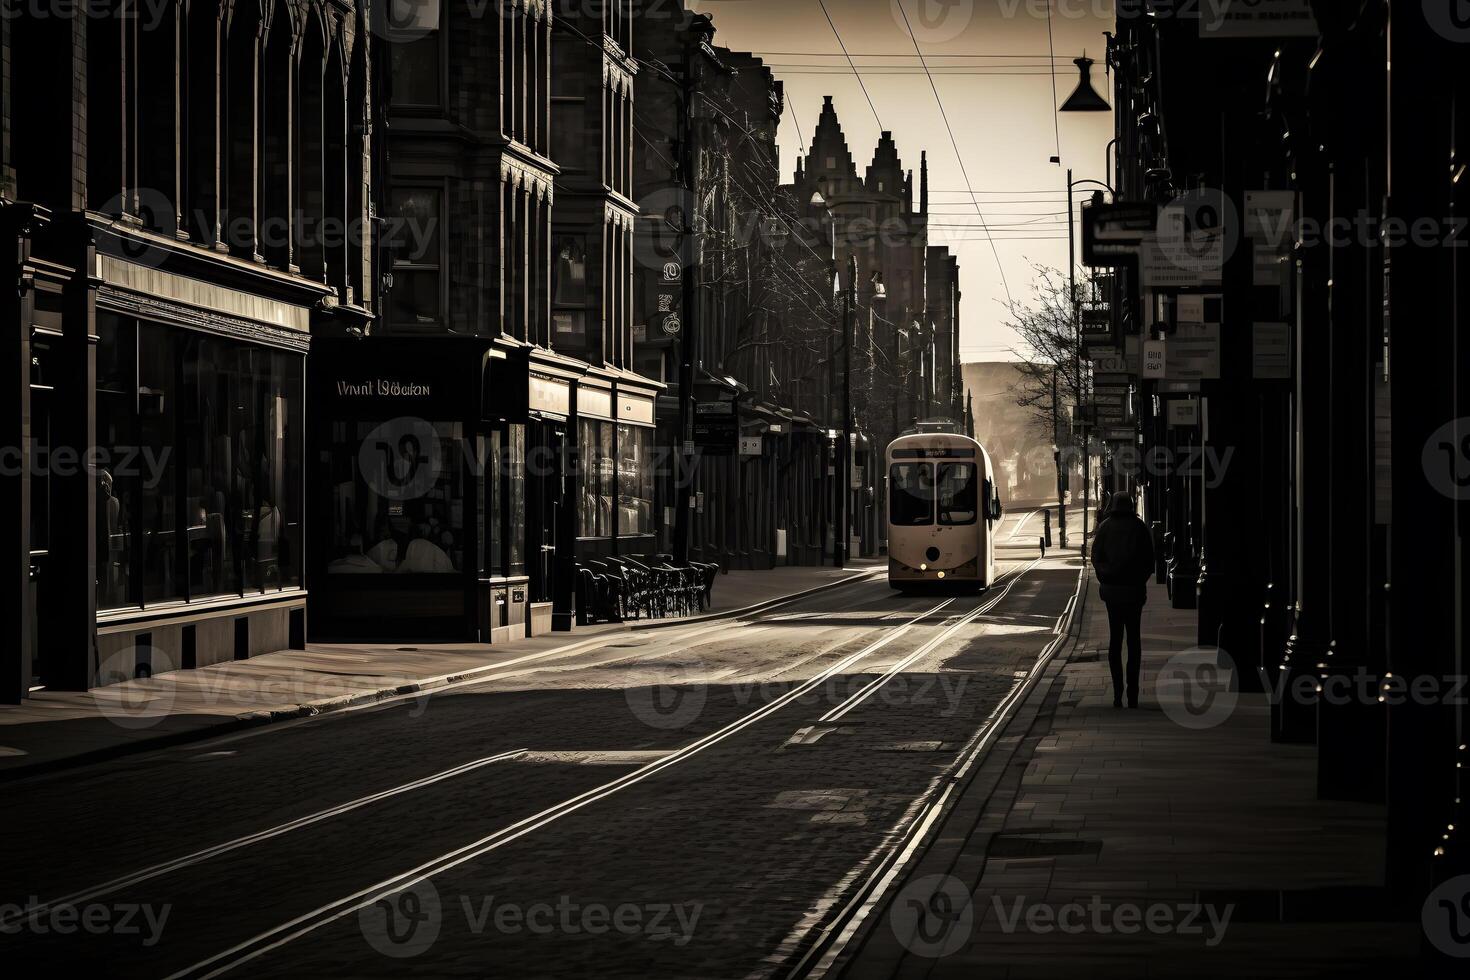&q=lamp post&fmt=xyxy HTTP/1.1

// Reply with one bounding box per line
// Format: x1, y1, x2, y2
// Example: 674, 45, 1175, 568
836, 254, 857, 569
1057, 56, 1110, 554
